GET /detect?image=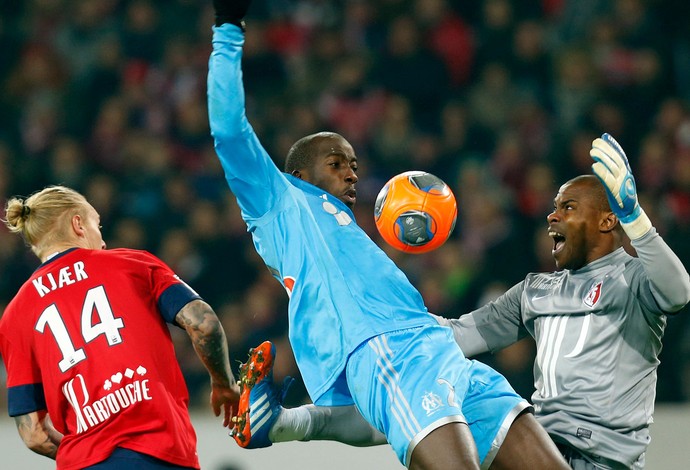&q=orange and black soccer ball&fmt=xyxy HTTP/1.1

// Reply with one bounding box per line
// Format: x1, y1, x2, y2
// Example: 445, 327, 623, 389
374, 171, 457, 254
